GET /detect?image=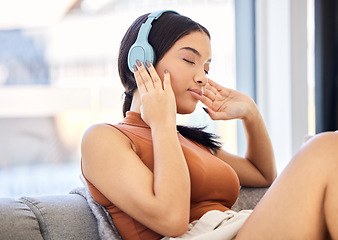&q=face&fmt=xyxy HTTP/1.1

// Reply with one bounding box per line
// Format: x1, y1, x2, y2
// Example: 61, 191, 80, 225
155, 31, 211, 114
